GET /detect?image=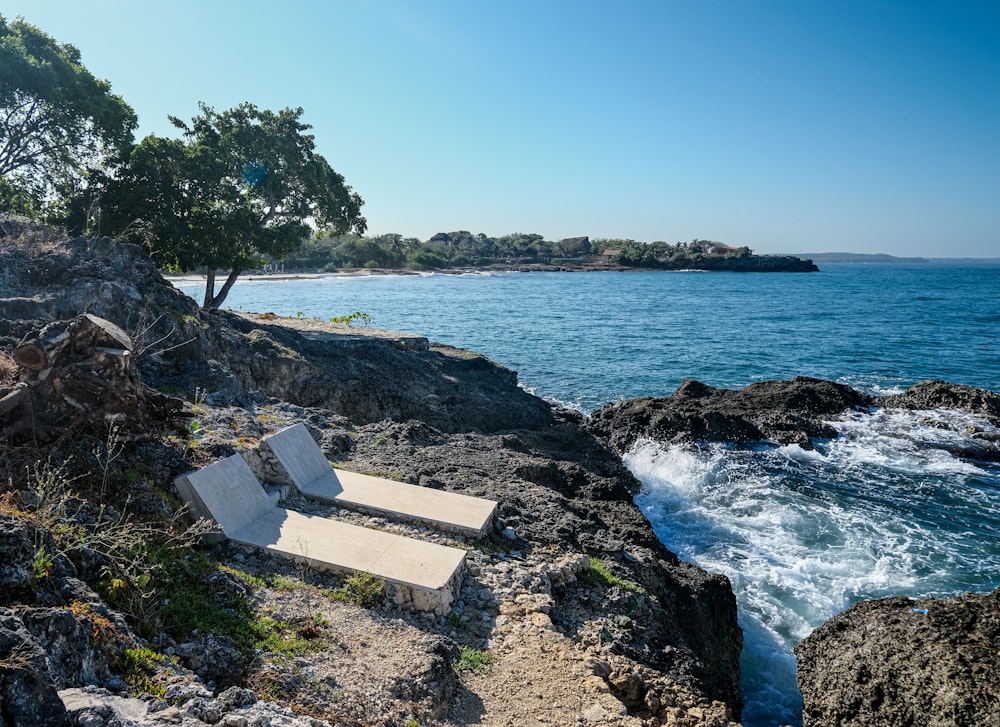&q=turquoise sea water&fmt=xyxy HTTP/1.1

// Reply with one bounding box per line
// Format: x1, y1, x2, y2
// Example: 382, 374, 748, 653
175, 263, 1000, 726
